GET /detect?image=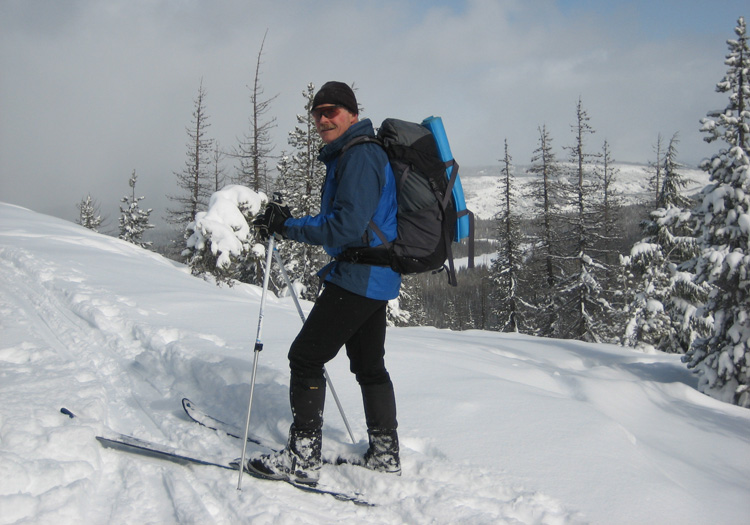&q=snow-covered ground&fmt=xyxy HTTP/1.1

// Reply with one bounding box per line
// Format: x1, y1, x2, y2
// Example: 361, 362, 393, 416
1, 202, 748, 525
